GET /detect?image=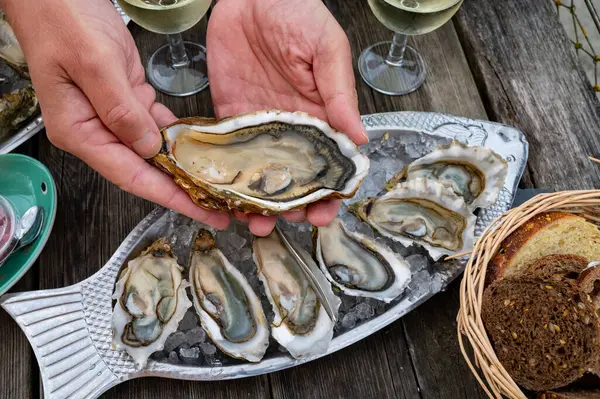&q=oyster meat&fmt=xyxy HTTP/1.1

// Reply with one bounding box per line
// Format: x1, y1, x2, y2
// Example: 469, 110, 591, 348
350, 178, 476, 261
314, 218, 411, 303
152, 110, 369, 215
0, 9, 27, 76
111, 237, 192, 369
386, 140, 508, 210
189, 229, 270, 362
252, 231, 341, 359
0, 85, 38, 141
